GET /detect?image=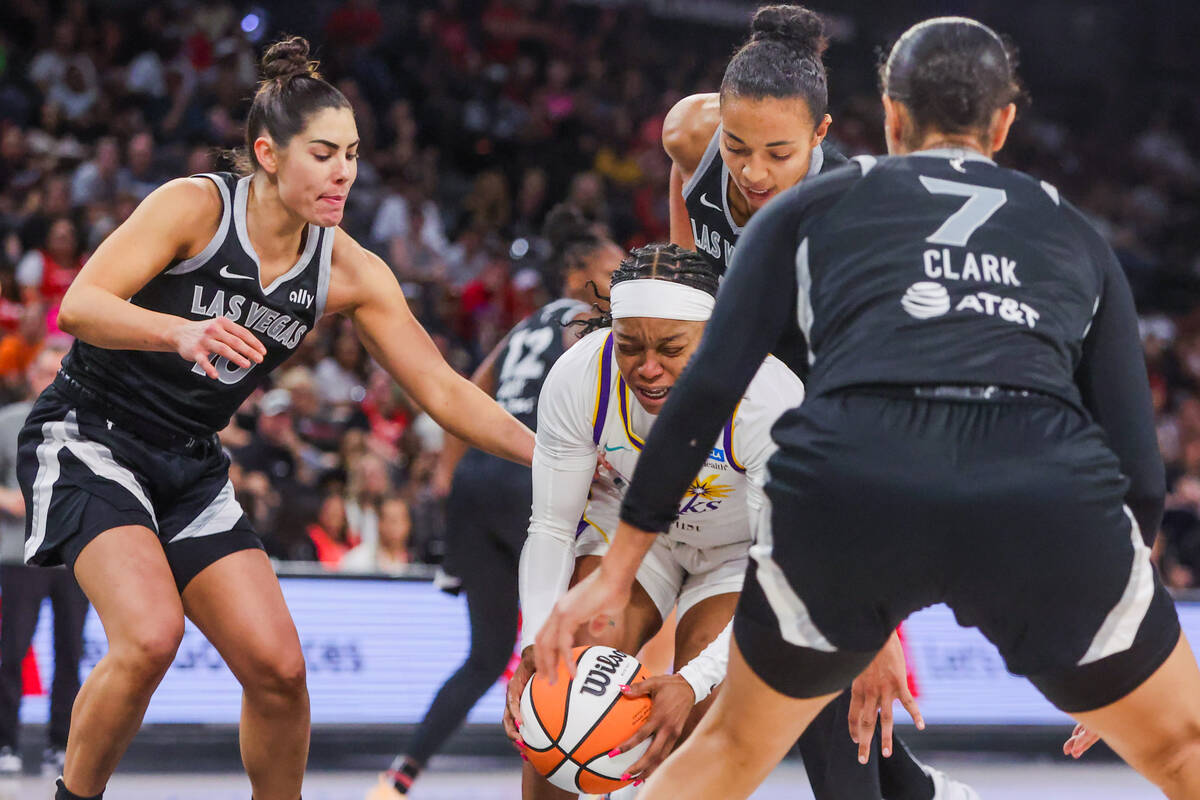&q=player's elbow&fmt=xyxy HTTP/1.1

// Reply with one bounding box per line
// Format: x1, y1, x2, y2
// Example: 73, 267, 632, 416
56, 289, 86, 337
